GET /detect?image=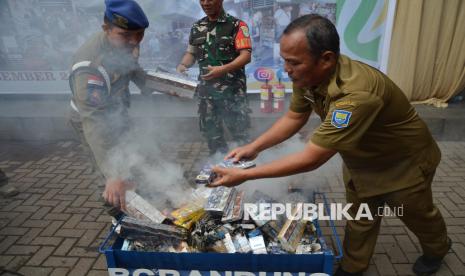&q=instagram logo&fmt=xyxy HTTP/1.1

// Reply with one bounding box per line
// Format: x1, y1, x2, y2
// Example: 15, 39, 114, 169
254, 67, 275, 82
